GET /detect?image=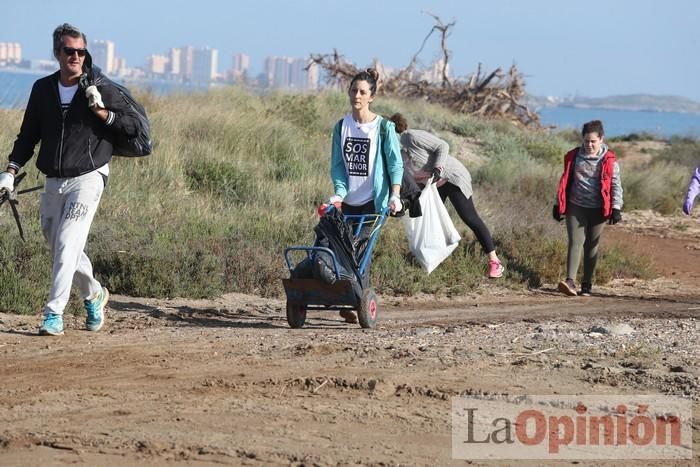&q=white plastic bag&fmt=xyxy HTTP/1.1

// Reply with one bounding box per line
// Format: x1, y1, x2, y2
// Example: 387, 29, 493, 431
402, 182, 461, 274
